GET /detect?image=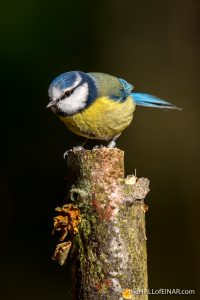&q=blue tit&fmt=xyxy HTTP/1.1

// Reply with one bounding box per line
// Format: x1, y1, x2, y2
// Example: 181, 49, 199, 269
47, 71, 180, 147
